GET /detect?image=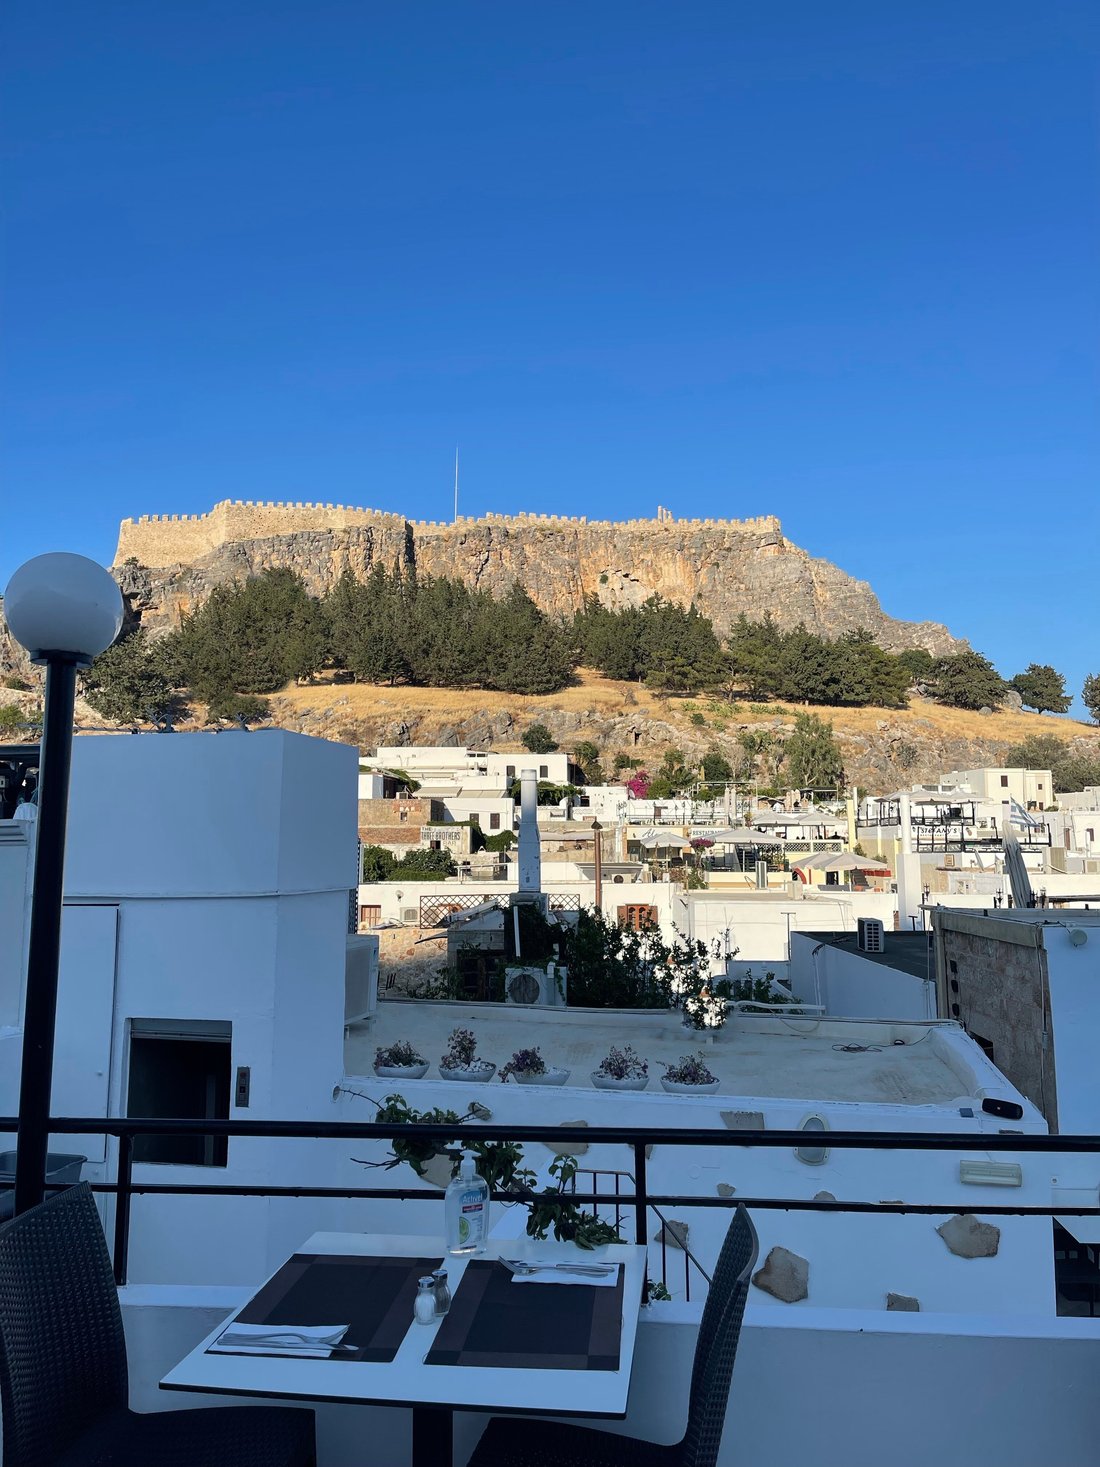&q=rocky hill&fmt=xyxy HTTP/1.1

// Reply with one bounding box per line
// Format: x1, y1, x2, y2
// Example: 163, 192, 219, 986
110, 498, 962, 653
